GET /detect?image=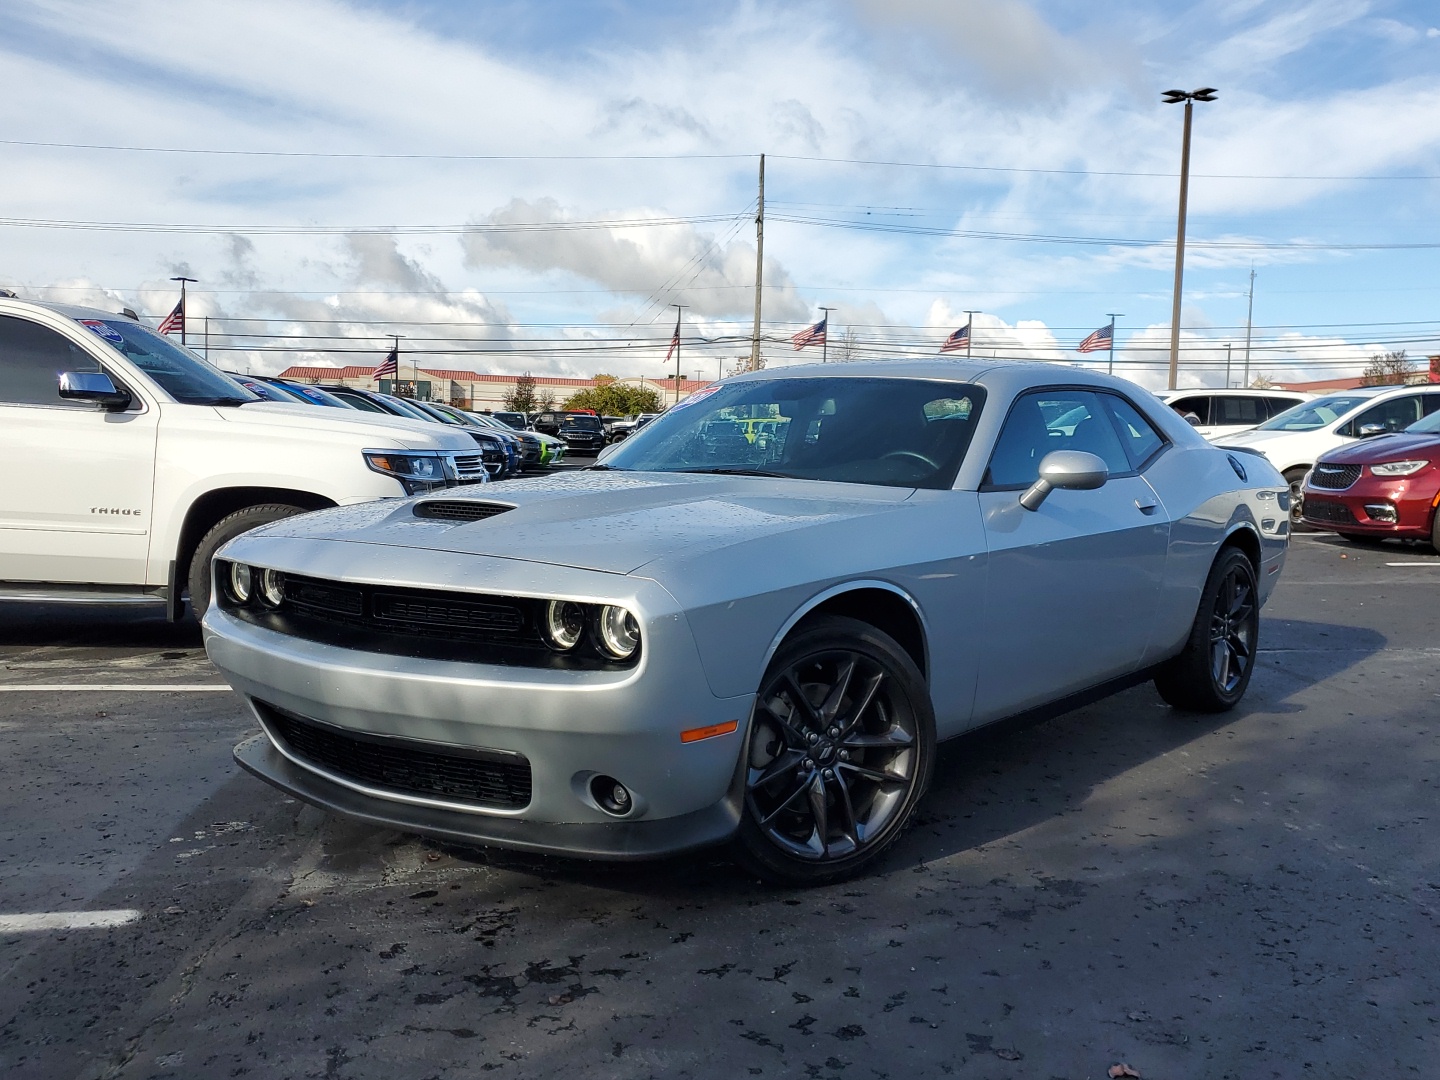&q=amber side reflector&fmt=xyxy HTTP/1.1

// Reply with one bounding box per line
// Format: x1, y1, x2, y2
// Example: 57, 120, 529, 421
680, 720, 739, 744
